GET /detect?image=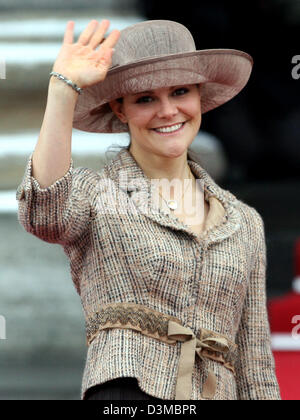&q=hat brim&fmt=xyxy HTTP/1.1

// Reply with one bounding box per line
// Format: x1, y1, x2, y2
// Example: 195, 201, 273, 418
73, 49, 253, 133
